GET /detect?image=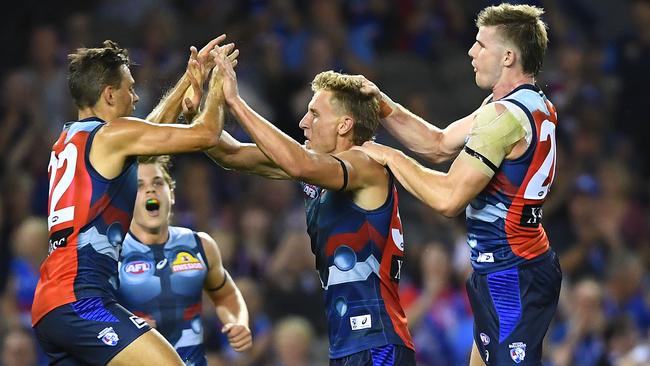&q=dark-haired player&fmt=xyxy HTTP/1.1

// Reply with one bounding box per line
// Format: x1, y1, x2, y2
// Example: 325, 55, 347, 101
32, 37, 236, 366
